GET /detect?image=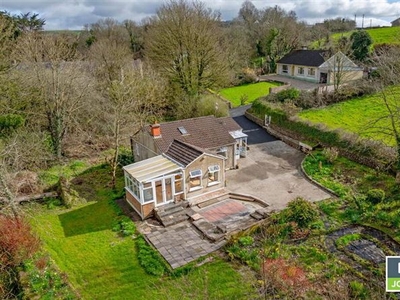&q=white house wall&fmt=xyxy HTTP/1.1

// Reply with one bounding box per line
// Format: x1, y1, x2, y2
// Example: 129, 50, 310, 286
277, 63, 319, 83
